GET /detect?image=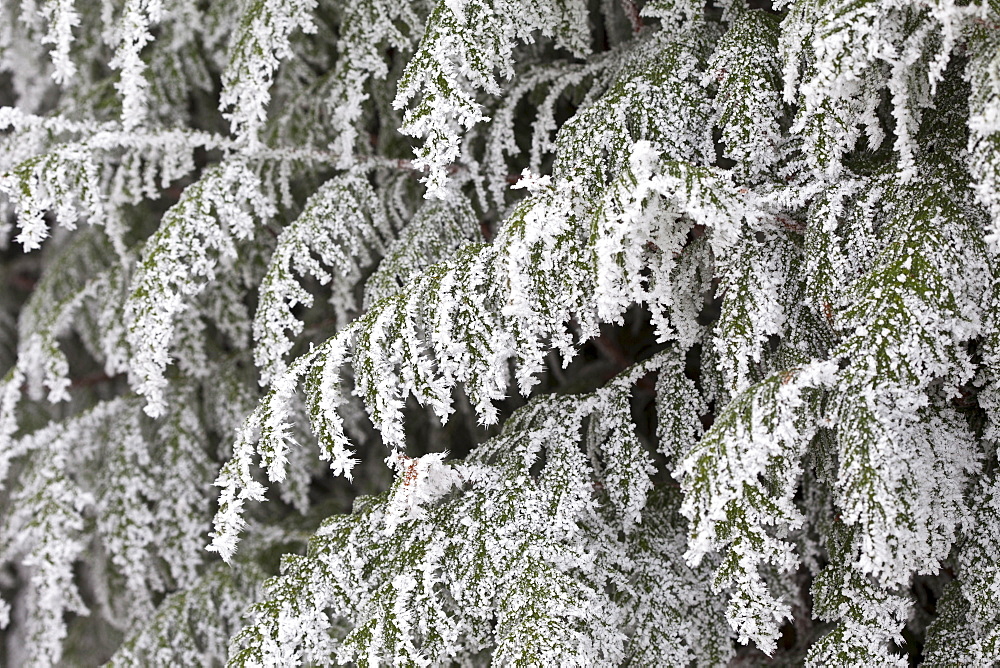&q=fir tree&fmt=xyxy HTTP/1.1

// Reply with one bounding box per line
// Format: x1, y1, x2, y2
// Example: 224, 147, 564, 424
0, 0, 999, 665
